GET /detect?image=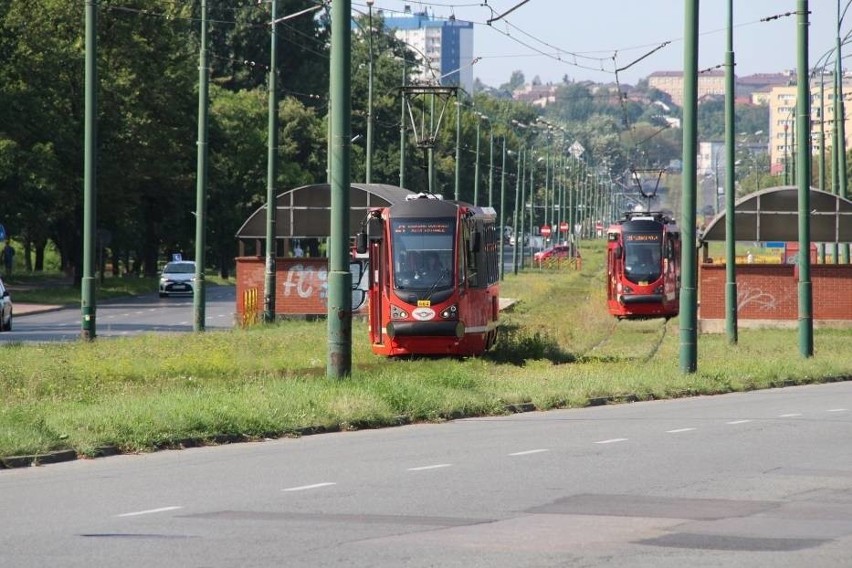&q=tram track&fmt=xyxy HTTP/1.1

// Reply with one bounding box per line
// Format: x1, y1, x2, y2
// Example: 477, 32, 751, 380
582, 316, 670, 363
